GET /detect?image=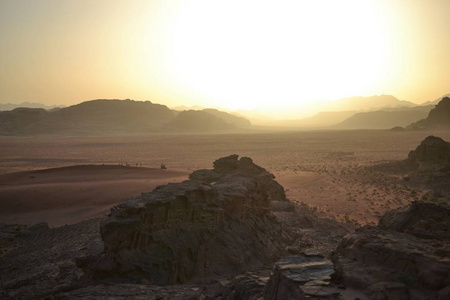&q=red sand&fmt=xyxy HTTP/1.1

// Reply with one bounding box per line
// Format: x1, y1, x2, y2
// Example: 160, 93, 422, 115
0, 165, 189, 227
